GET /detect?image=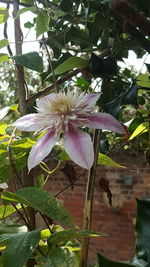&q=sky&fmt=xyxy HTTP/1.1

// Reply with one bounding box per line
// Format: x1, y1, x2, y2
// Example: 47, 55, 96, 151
0, 2, 150, 73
